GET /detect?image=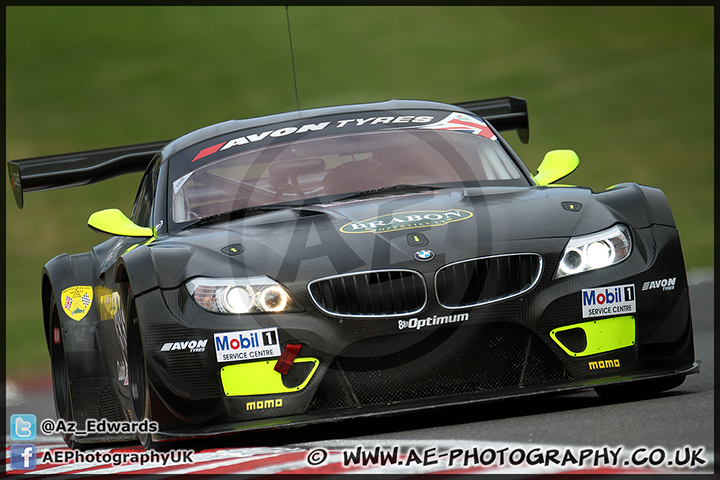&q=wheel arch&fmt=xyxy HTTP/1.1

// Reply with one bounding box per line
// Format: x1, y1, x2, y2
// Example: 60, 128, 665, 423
598, 182, 677, 228
42, 252, 115, 400
41, 253, 103, 359
42, 252, 138, 447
